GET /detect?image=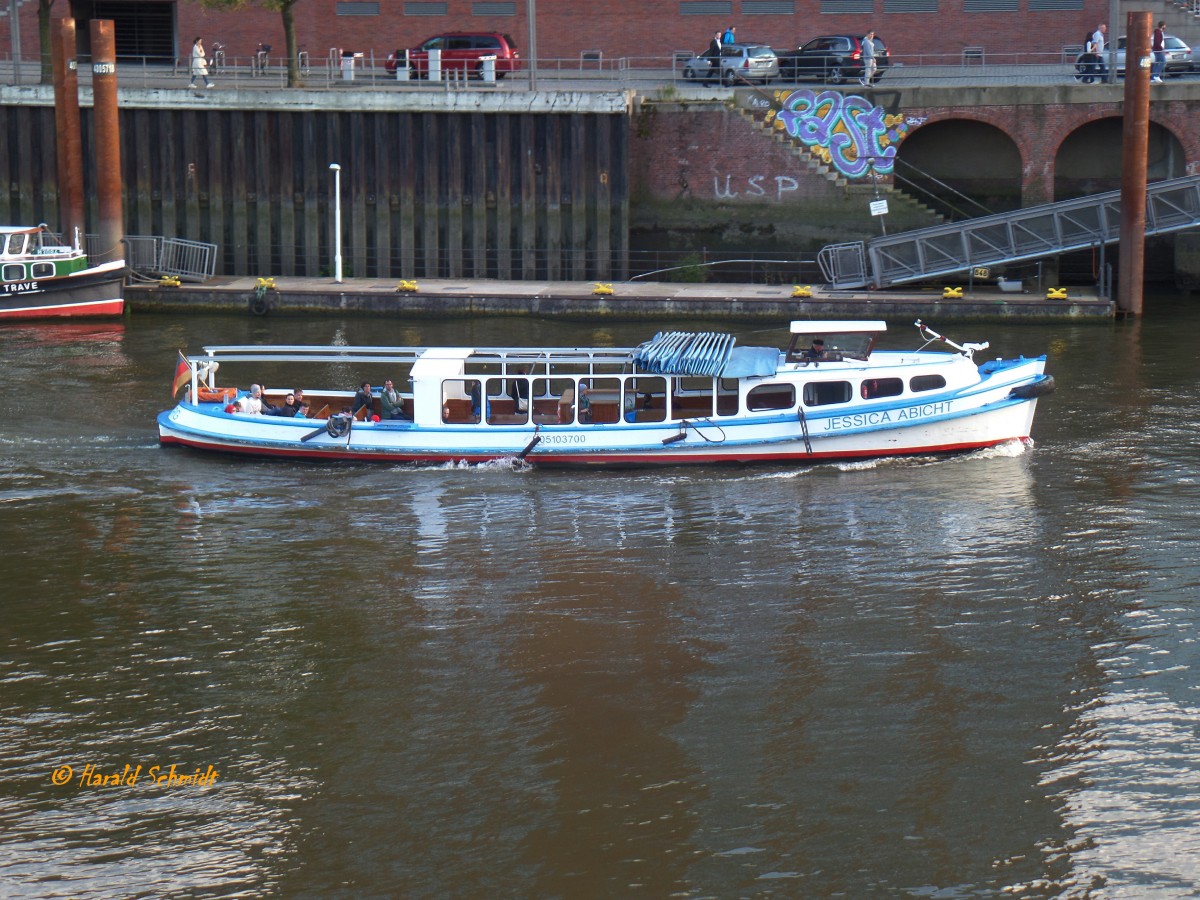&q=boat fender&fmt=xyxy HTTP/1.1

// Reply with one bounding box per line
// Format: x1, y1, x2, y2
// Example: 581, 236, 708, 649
1008, 376, 1056, 400
249, 294, 270, 316
326, 414, 352, 438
